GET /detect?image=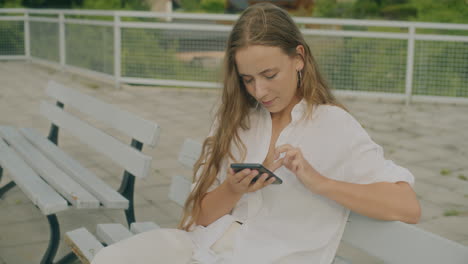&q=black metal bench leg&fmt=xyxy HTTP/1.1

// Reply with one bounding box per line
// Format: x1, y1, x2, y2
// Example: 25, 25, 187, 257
117, 139, 142, 227
118, 171, 136, 226
0, 167, 17, 199
40, 214, 78, 264
41, 214, 61, 264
